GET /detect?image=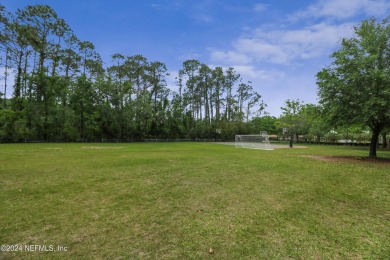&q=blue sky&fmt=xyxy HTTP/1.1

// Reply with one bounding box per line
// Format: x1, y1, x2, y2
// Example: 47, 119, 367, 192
2, 0, 390, 116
